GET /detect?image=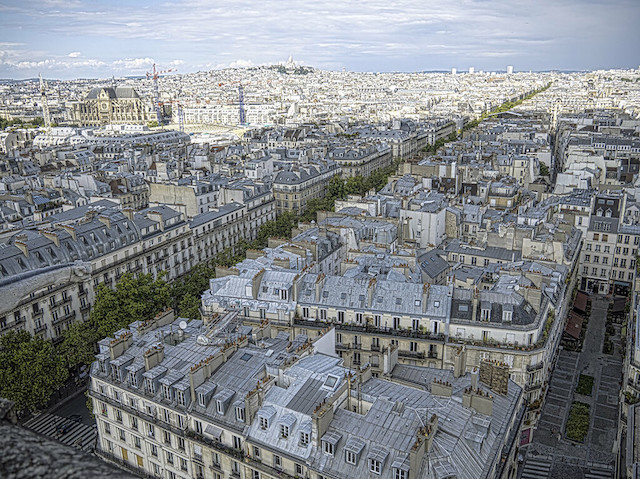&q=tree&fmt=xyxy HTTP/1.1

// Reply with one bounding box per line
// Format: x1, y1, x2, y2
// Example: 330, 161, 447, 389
0, 330, 68, 413
539, 163, 550, 176
59, 272, 172, 371
58, 321, 99, 369
178, 293, 202, 320
327, 175, 345, 200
